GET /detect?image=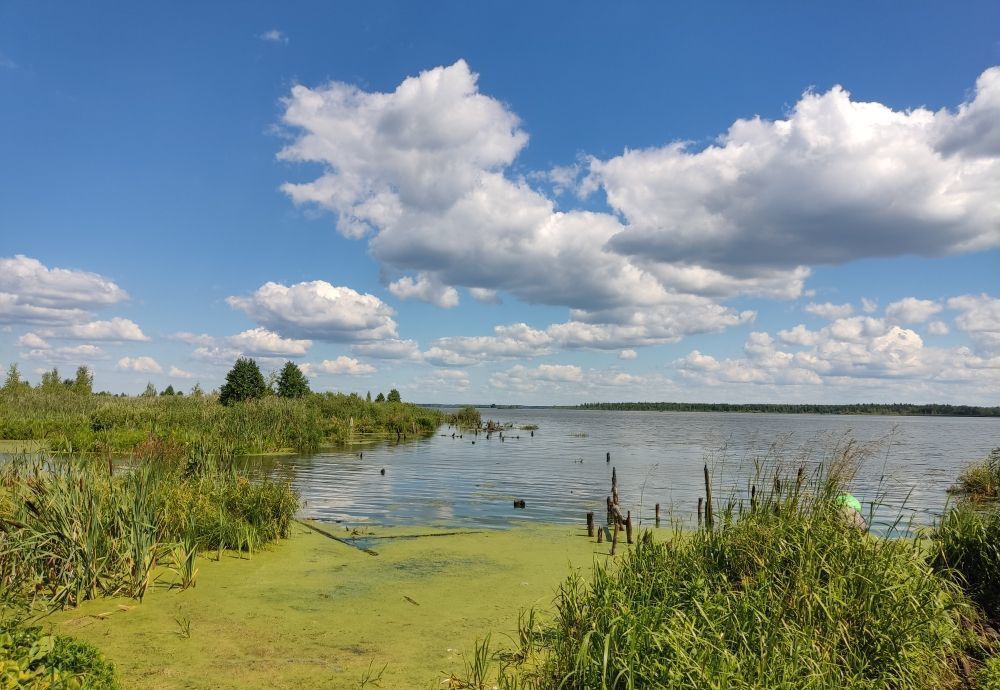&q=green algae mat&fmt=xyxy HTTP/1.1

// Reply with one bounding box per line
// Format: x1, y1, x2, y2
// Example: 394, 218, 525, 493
48, 522, 609, 689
